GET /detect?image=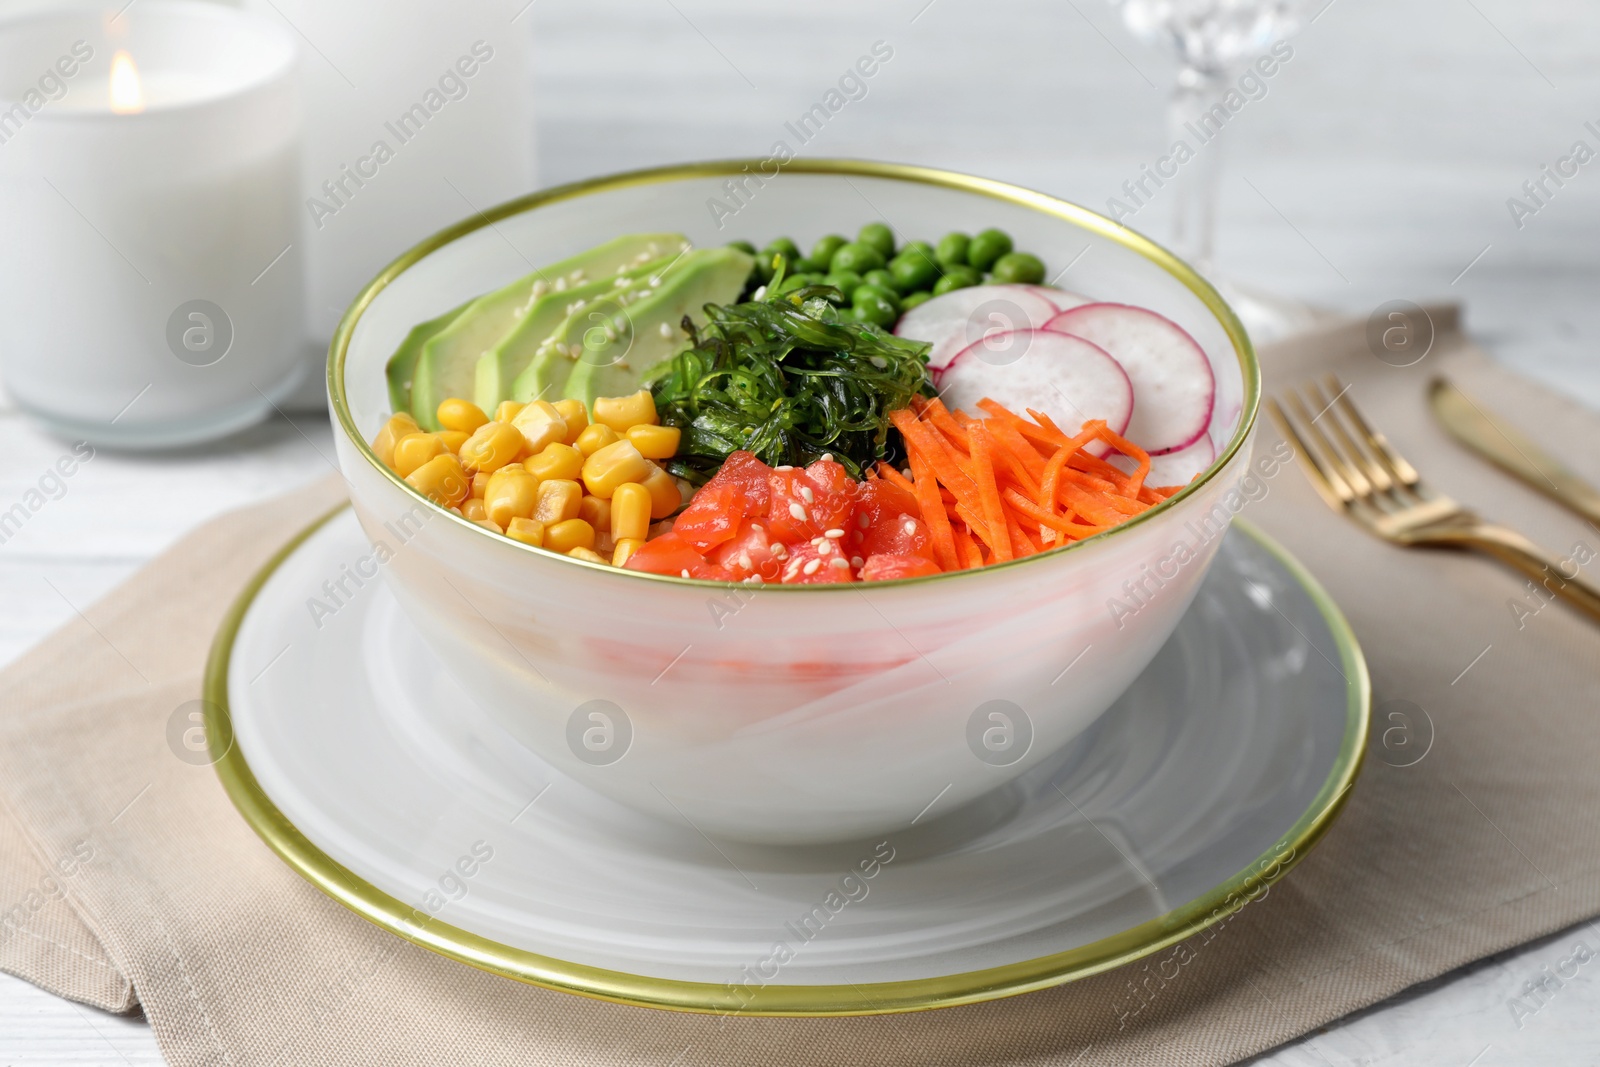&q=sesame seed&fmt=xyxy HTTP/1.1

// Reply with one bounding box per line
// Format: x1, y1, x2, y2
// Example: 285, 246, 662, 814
744, 574, 763, 584
803, 558, 822, 576
851, 556, 864, 568
903, 521, 917, 536
659, 322, 673, 339
776, 465, 794, 471
821, 453, 834, 462
800, 487, 814, 504
902, 468, 913, 480
830, 557, 850, 570
824, 529, 844, 539
771, 543, 787, 558
817, 540, 832, 555
788, 502, 808, 522
680, 569, 690, 578
738, 552, 753, 570
858, 513, 871, 528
